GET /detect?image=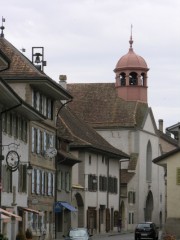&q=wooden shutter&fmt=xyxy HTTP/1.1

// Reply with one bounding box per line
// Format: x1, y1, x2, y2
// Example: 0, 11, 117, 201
32, 169, 35, 193
41, 170, 45, 195
176, 168, 180, 185
22, 164, 27, 192
32, 127, 35, 153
